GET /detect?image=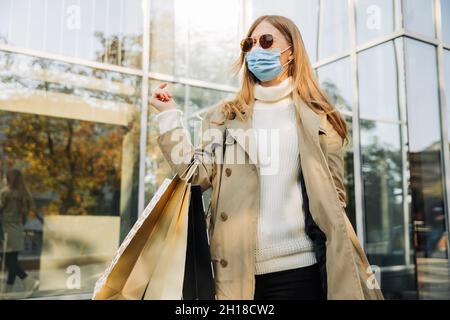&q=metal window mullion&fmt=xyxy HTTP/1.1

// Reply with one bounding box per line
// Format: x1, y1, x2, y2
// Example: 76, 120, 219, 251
0, 43, 143, 76
348, 0, 365, 248
394, 35, 411, 267
394, 0, 403, 30
137, 0, 151, 217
